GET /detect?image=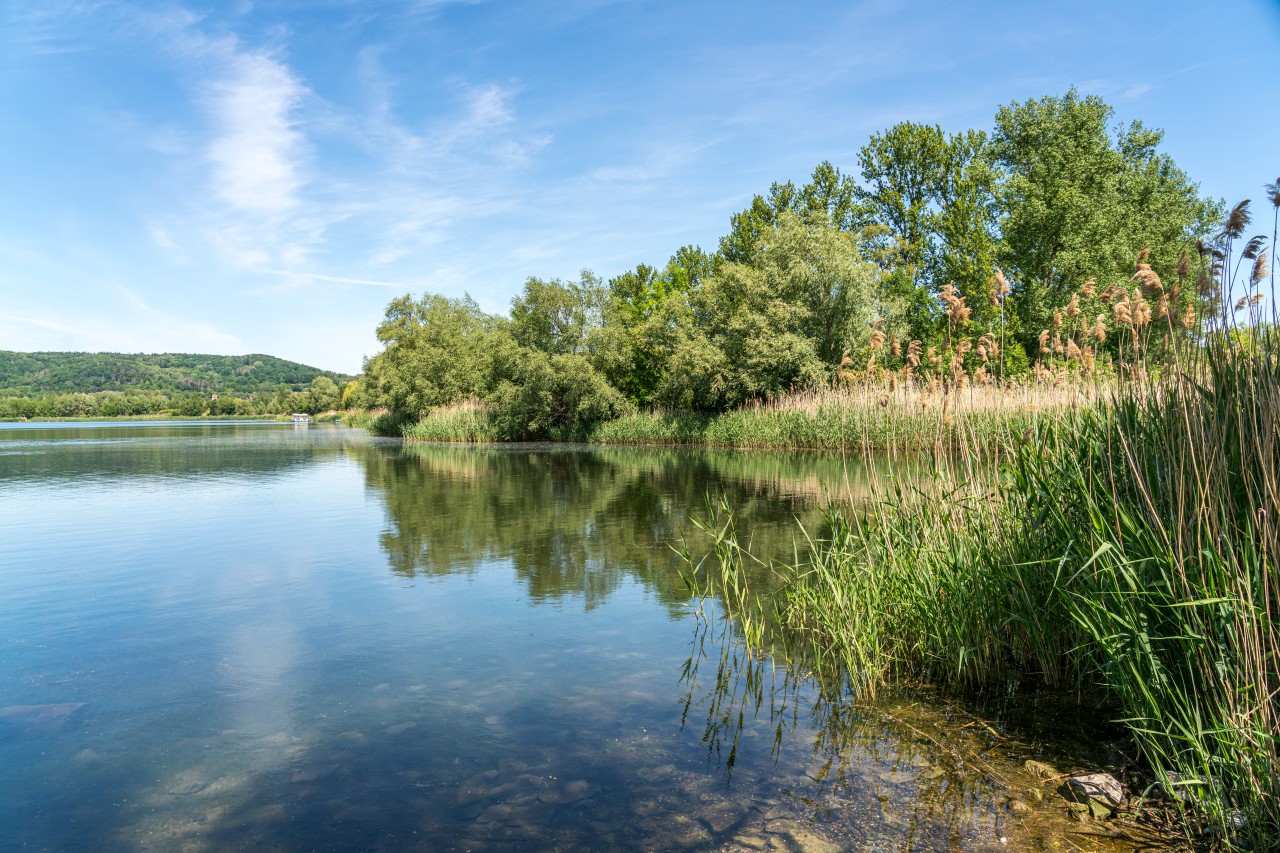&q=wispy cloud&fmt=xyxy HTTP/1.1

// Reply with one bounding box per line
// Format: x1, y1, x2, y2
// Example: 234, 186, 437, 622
203, 51, 308, 214
264, 269, 409, 288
